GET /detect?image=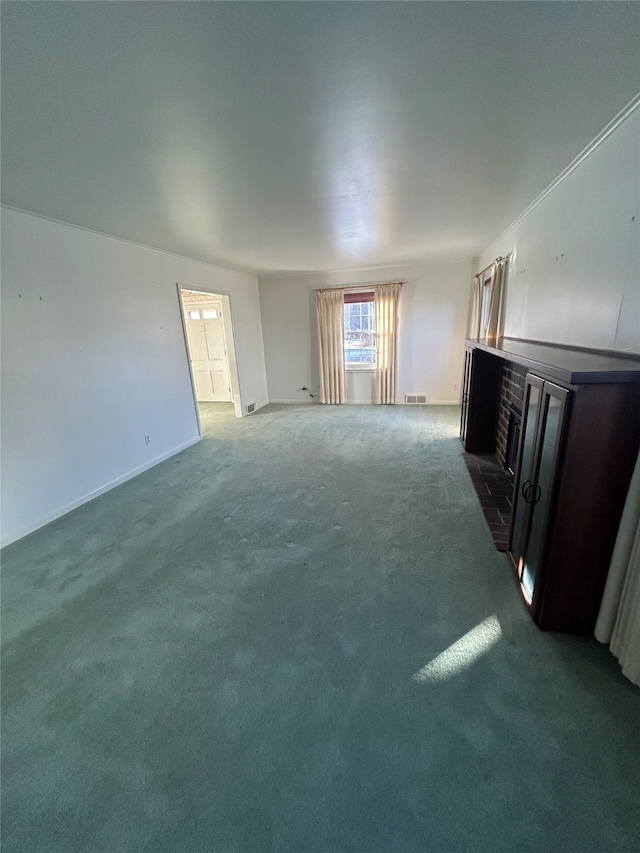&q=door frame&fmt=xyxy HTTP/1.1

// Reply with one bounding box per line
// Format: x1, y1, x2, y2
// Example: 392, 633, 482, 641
176, 284, 244, 423
183, 295, 233, 404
